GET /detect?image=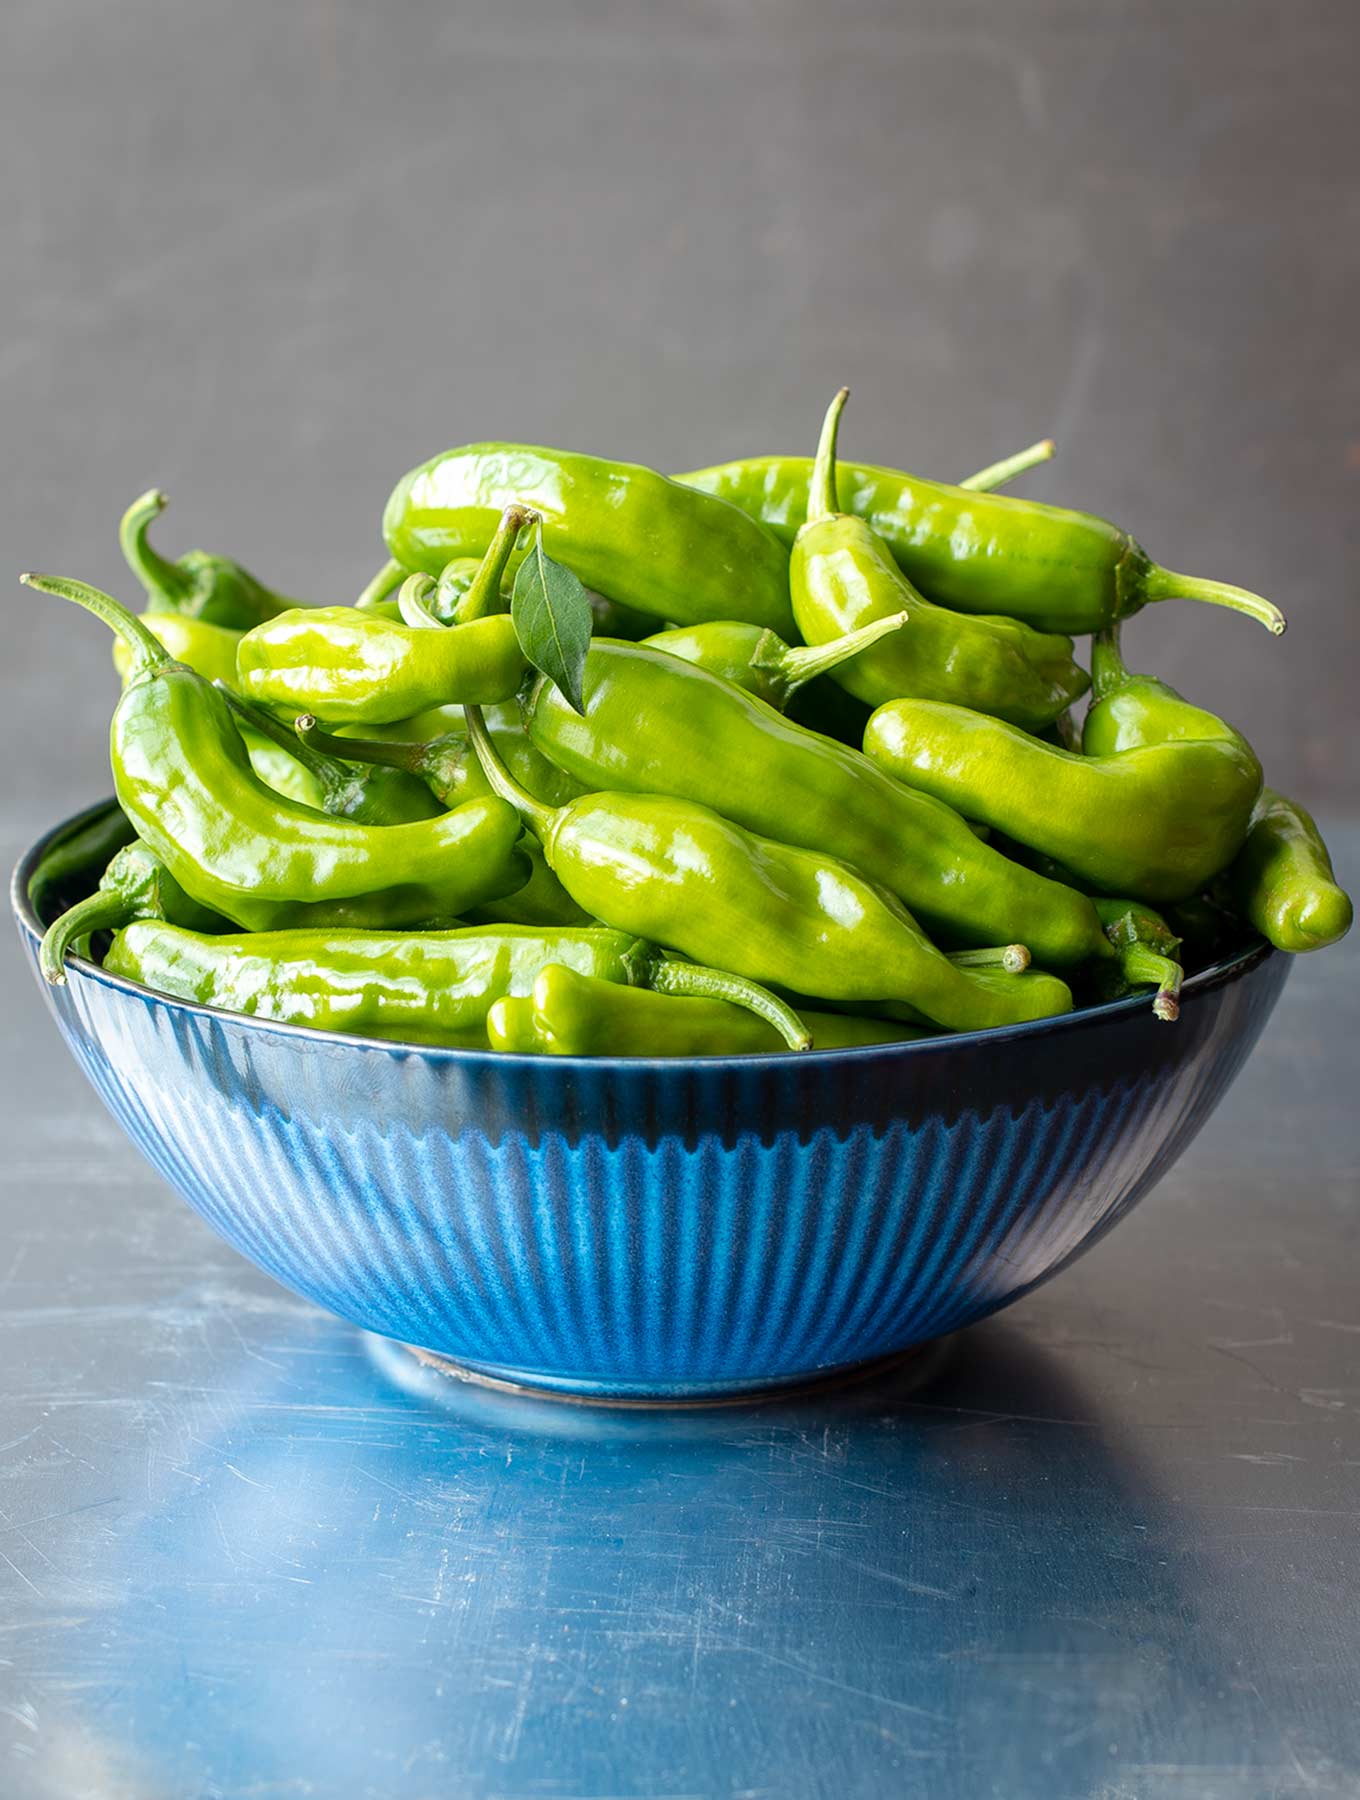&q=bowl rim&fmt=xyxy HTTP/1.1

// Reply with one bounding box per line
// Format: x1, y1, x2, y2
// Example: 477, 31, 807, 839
12, 796, 1277, 1072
